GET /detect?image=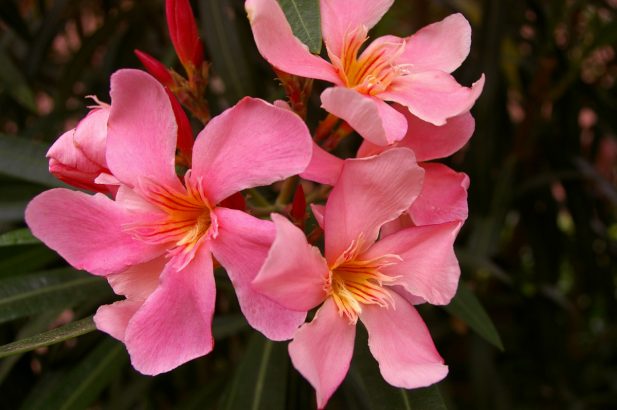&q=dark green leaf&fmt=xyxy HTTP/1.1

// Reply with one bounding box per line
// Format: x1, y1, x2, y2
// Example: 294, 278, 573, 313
0, 228, 39, 246
212, 314, 249, 339
348, 326, 448, 410
0, 46, 37, 111
443, 282, 504, 351
0, 310, 61, 383
0, 1, 32, 40
221, 332, 288, 410
0, 316, 96, 358
0, 133, 62, 187
199, 0, 257, 103
0, 268, 110, 324
0, 246, 58, 278
278, 0, 322, 53
20, 338, 127, 410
